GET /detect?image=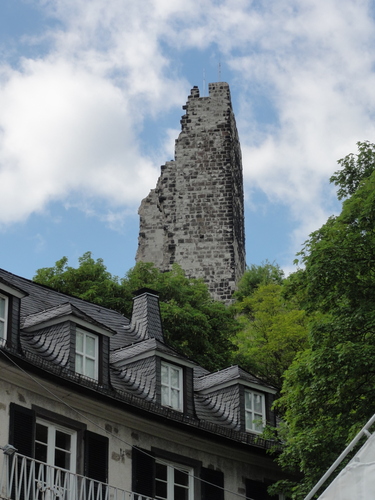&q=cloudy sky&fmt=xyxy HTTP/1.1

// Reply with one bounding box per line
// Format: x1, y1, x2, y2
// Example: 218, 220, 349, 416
1, 0, 375, 281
